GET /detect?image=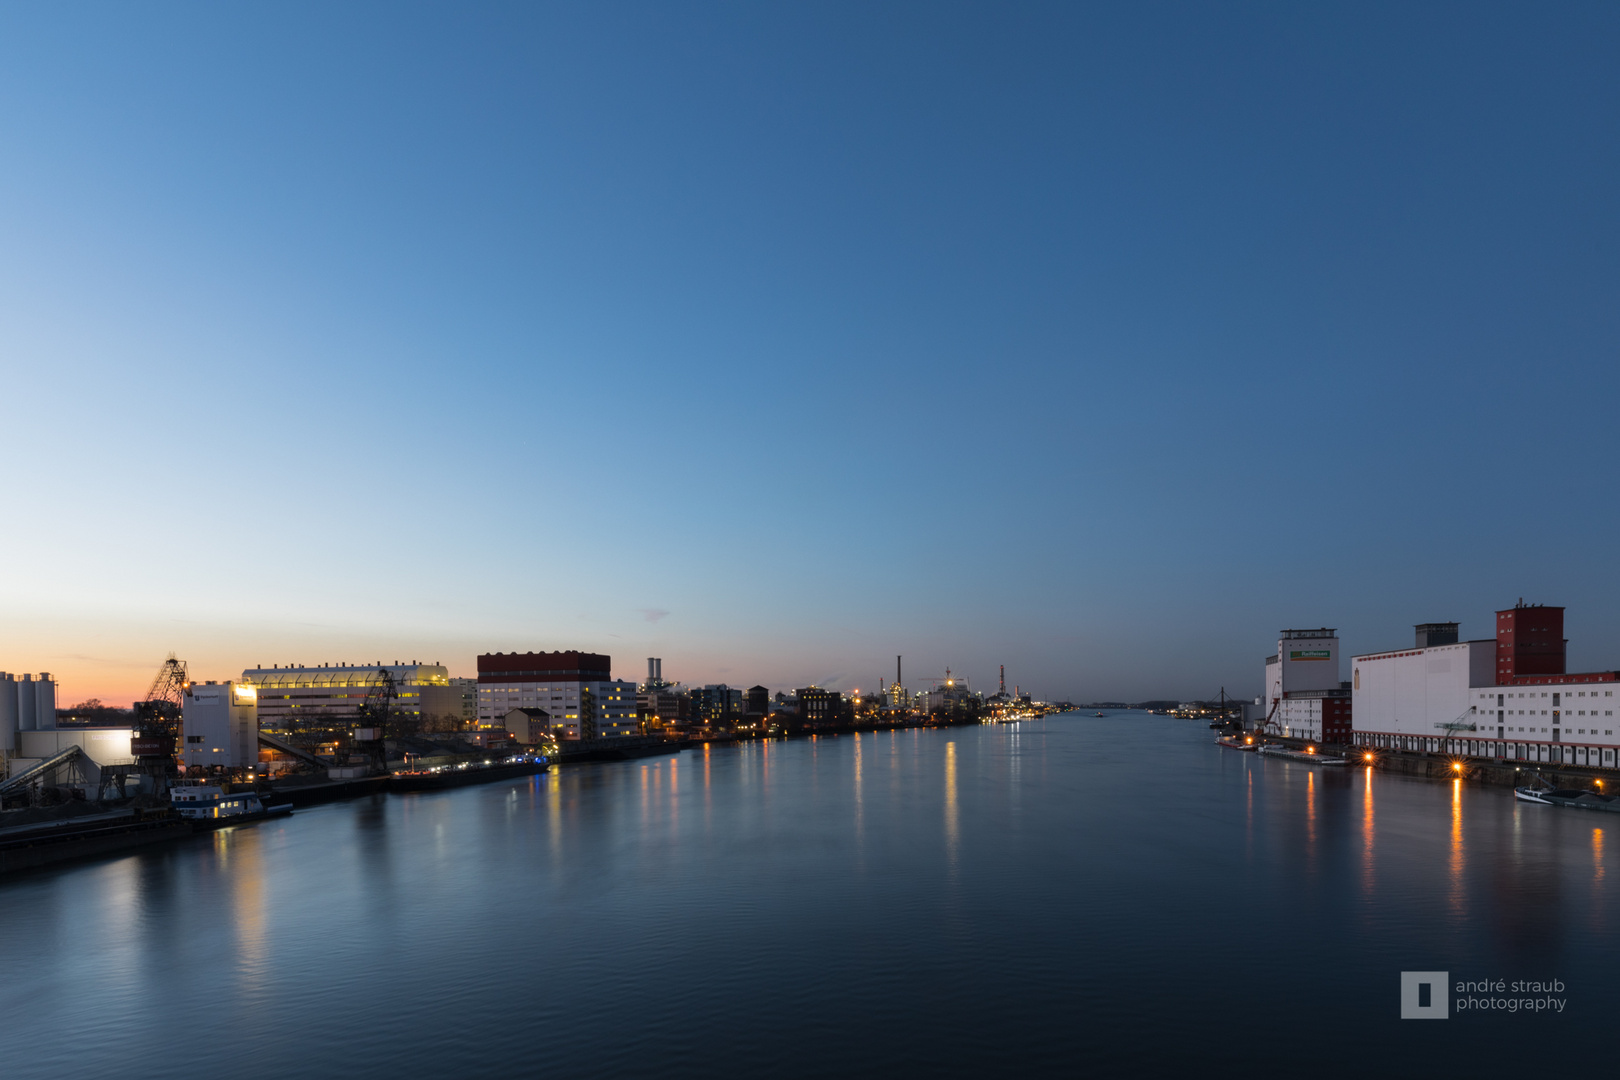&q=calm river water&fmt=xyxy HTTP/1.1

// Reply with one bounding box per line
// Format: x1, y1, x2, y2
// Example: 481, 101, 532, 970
2, 712, 1616, 1077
